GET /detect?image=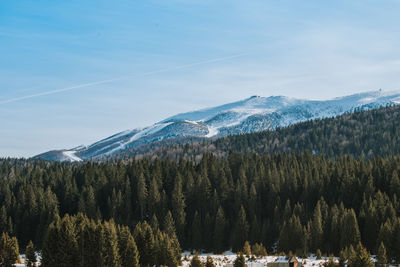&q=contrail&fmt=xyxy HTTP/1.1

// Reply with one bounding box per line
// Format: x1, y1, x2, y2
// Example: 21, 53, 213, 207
0, 53, 245, 105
